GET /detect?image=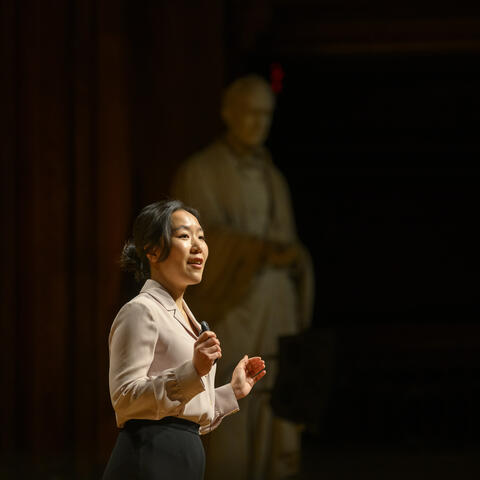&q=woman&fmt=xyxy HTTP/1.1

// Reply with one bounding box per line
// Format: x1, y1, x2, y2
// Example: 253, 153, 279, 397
102, 200, 266, 480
